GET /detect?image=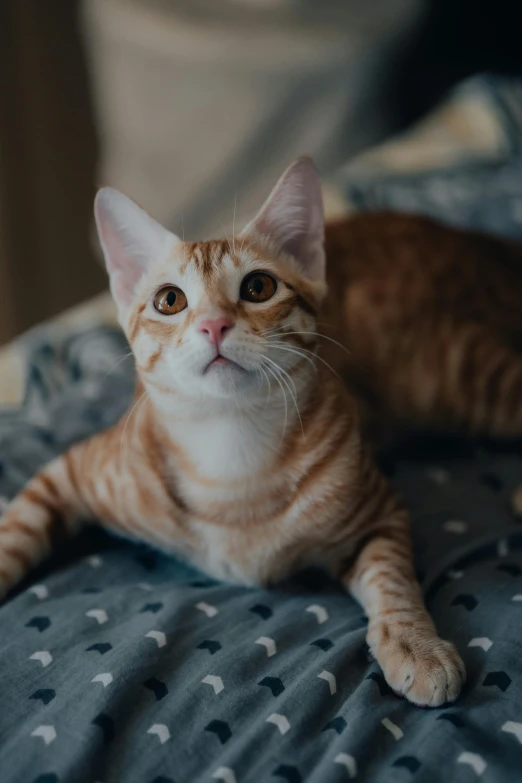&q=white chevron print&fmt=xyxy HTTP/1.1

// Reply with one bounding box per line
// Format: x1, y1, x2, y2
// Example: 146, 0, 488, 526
145, 630, 167, 648
147, 724, 170, 744
334, 753, 357, 778
86, 555, 103, 568
457, 752, 487, 776
381, 718, 403, 740
85, 609, 108, 625
448, 569, 464, 580
196, 601, 218, 618
212, 767, 237, 783
202, 675, 224, 694
318, 670, 337, 695
497, 538, 509, 557
31, 725, 56, 746
92, 673, 113, 687
255, 637, 277, 657
501, 721, 522, 745
425, 467, 449, 484
443, 520, 468, 534
305, 604, 329, 624
29, 651, 52, 668
137, 582, 153, 590
29, 584, 49, 600
512, 594, 522, 602
266, 713, 291, 735
468, 638, 493, 651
